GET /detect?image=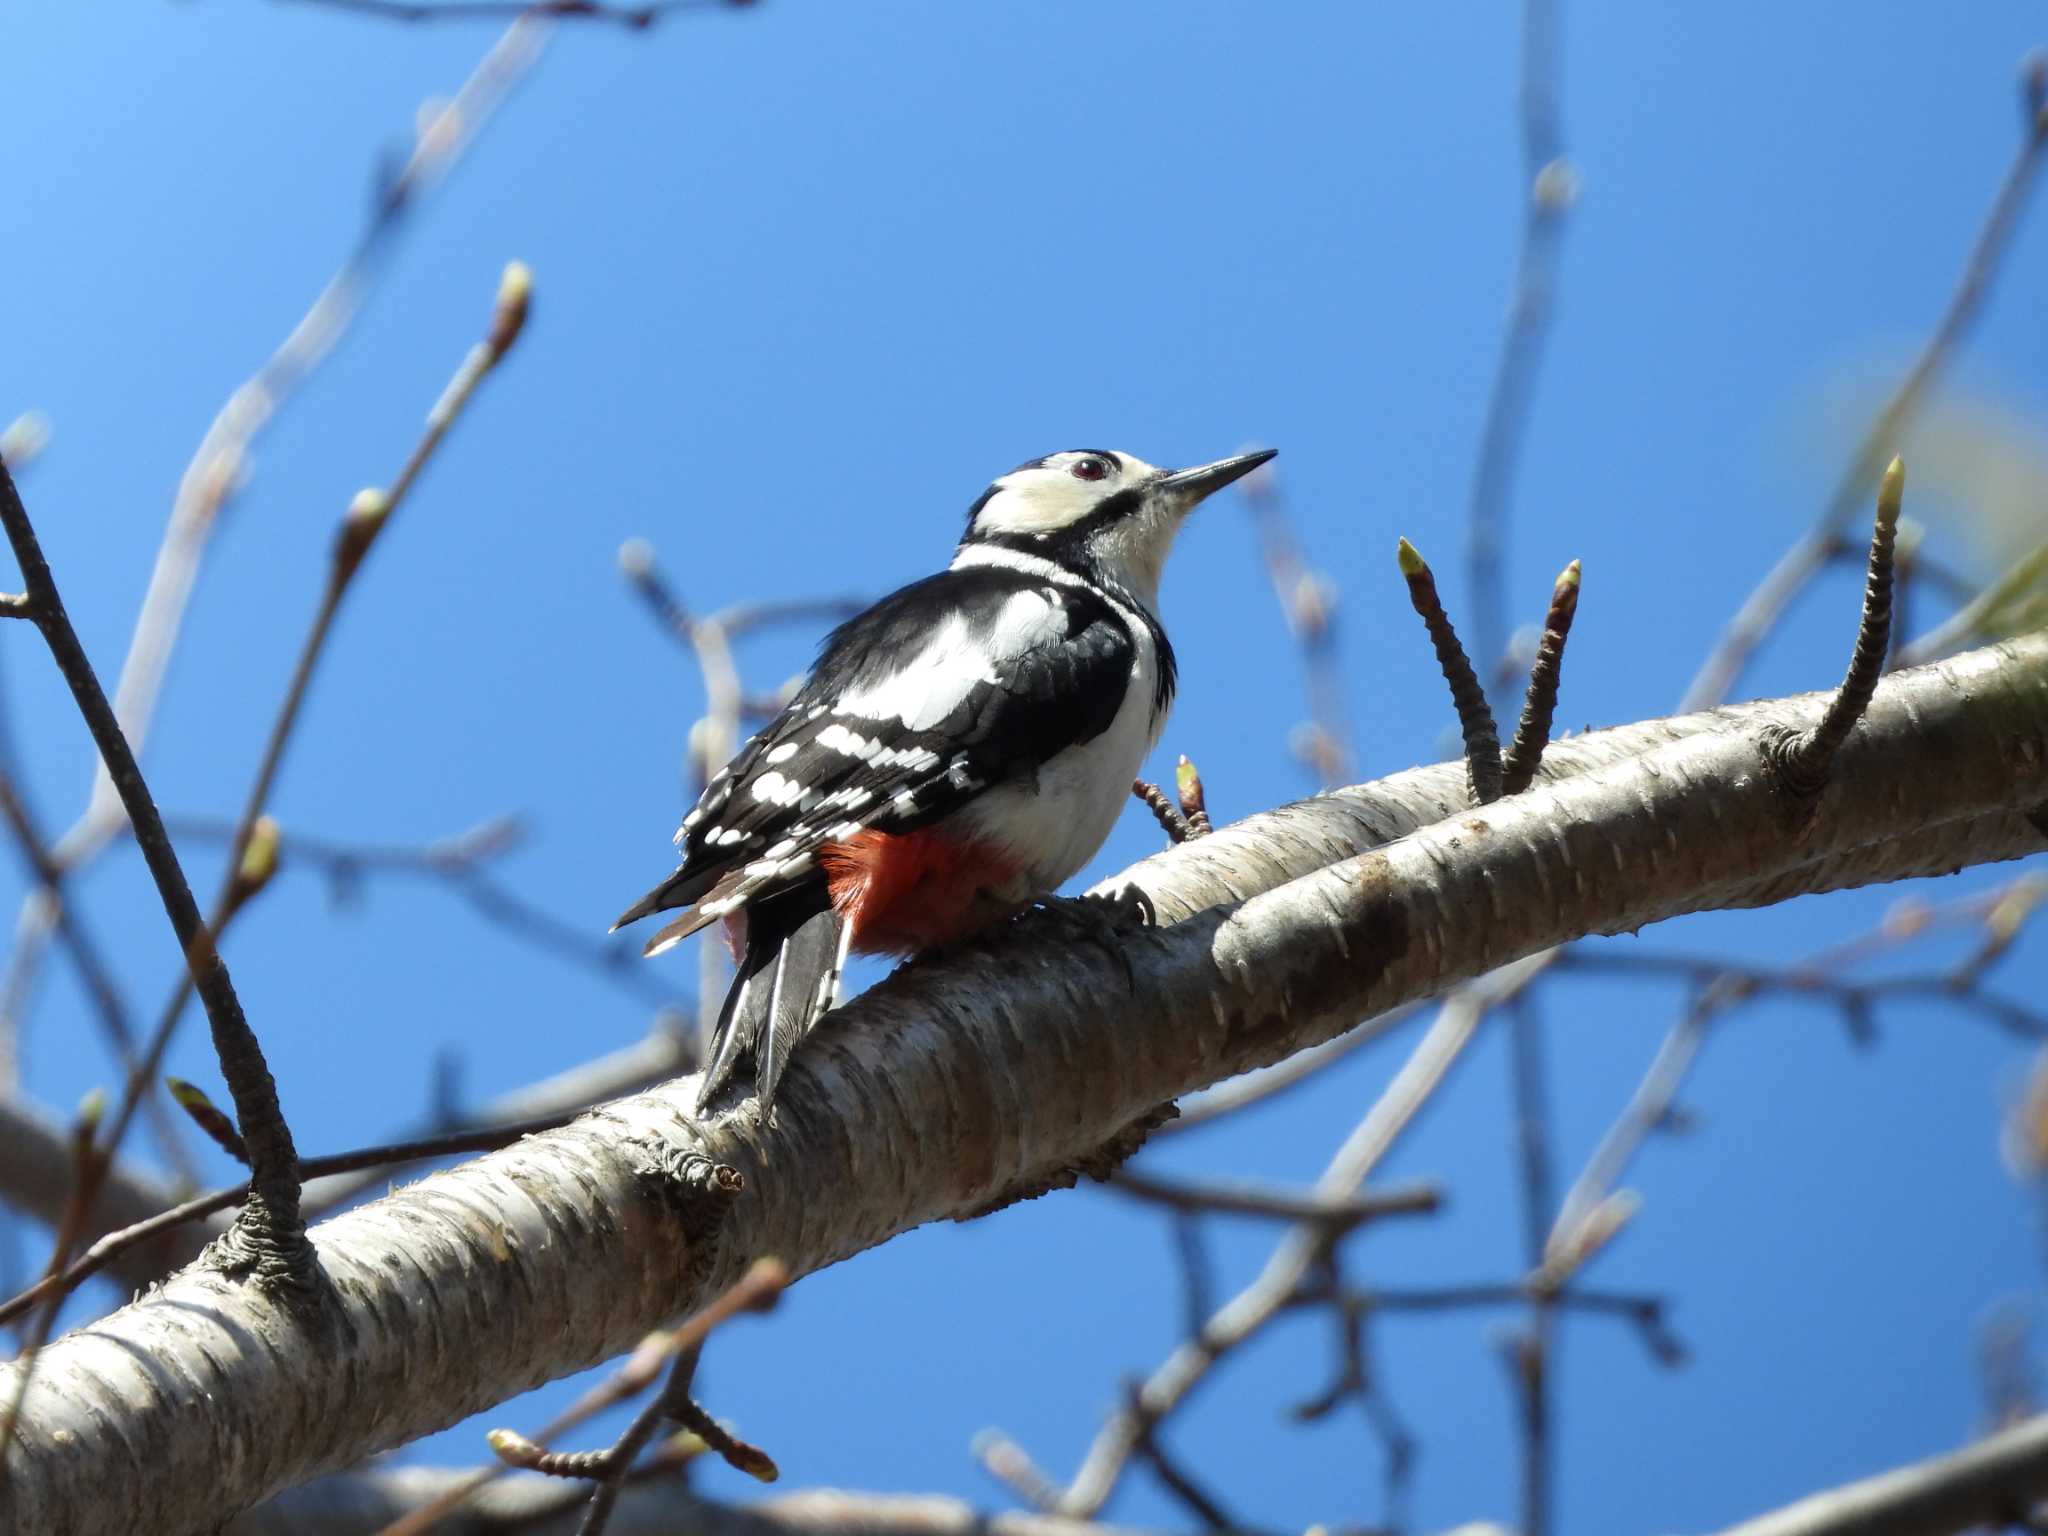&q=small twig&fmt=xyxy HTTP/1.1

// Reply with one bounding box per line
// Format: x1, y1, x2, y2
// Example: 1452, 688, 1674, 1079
1398, 538, 1503, 805
1125, 1382, 1243, 1534
1761, 457, 1904, 797
1170, 1212, 1214, 1339
1500, 560, 1581, 795
1683, 81, 2048, 712
1895, 533, 2048, 671
0, 458, 312, 1287
91, 265, 533, 1245
1107, 1170, 1441, 1231
1296, 1278, 1686, 1369
1130, 780, 1192, 845
1505, 988, 1558, 1536
0, 768, 195, 1178
159, 812, 681, 1010
166, 1077, 249, 1163
1238, 457, 1354, 784
1546, 985, 1718, 1268
1160, 1005, 1423, 1135
1175, 756, 1212, 838
379, 1259, 787, 1536
1465, 0, 1575, 697
669, 1398, 780, 1483
575, 1346, 703, 1536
